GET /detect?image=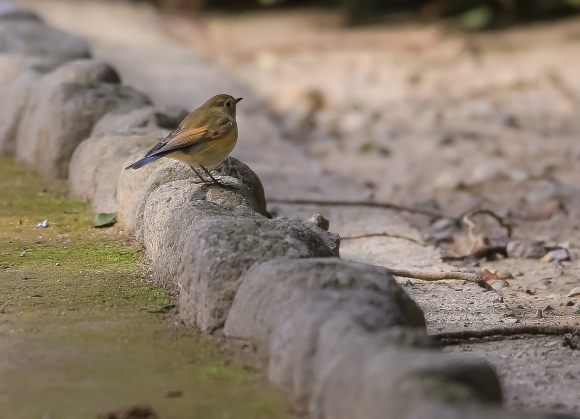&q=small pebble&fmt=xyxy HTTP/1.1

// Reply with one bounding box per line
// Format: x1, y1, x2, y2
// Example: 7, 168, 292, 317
535, 309, 543, 318
544, 305, 555, 311
55, 262, 60, 266
567, 287, 580, 298
19, 251, 26, 257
